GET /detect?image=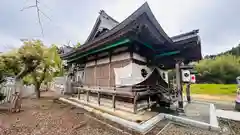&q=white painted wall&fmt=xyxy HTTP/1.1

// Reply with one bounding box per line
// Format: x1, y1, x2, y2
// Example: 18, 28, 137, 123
112, 52, 130, 62
86, 61, 95, 67
97, 57, 109, 65
133, 53, 146, 62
